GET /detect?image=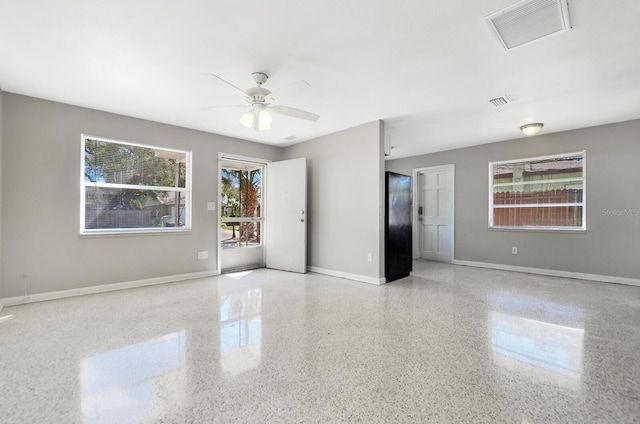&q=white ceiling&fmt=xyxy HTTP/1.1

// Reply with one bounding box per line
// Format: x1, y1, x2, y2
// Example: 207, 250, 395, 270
1, 0, 639, 159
